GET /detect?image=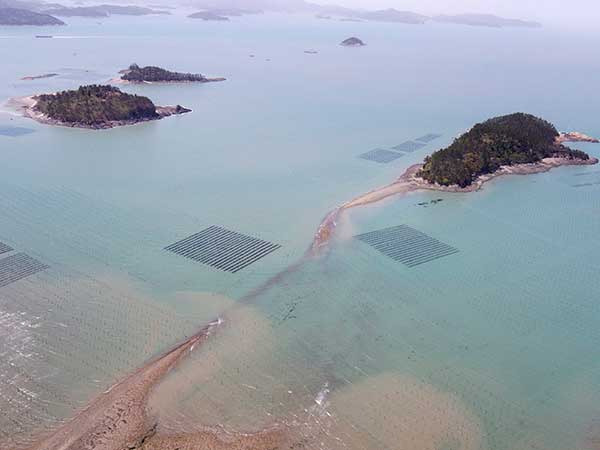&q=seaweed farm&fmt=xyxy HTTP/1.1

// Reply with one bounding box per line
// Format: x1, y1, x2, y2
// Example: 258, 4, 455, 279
415, 133, 442, 143
165, 226, 282, 273
358, 148, 404, 163
356, 225, 459, 268
0, 253, 49, 288
0, 242, 13, 255
392, 140, 427, 152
